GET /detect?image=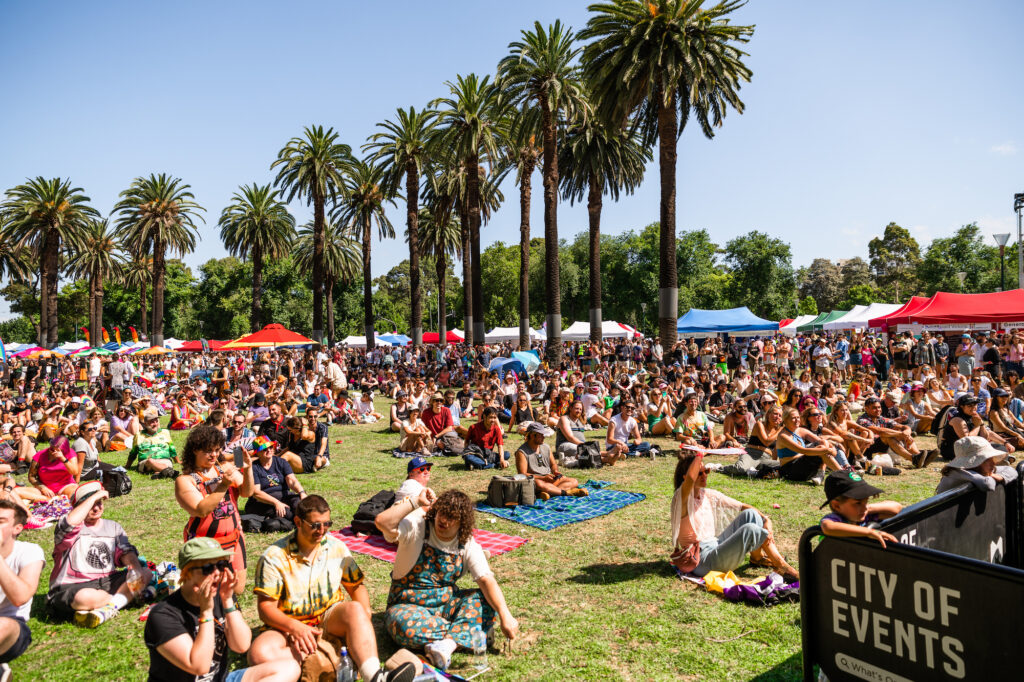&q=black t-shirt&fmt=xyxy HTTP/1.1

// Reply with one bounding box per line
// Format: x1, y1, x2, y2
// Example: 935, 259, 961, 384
252, 455, 294, 498
257, 418, 289, 450
144, 590, 228, 682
